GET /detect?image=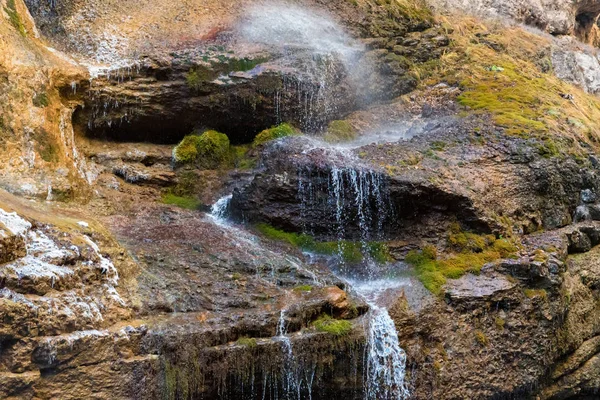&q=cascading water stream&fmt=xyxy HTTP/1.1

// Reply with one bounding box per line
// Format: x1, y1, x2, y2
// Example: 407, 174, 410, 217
351, 279, 412, 400
209, 2, 409, 394
209, 157, 410, 398
364, 307, 410, 400
210, 194, 233, 222
277, 310, 301, 399
296, 156, 410, 399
